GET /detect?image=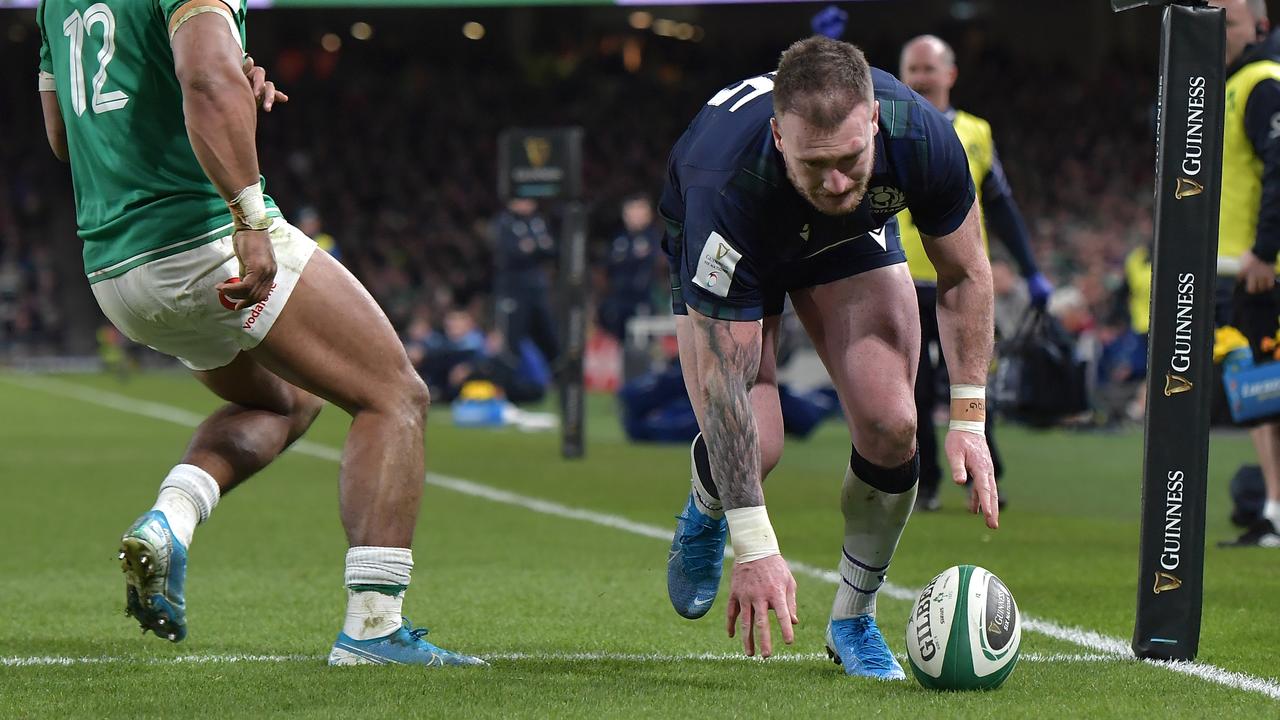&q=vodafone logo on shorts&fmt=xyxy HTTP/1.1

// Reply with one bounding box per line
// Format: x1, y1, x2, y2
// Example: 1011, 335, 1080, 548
242, 283, 279, 330
218, 277, 279, 332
